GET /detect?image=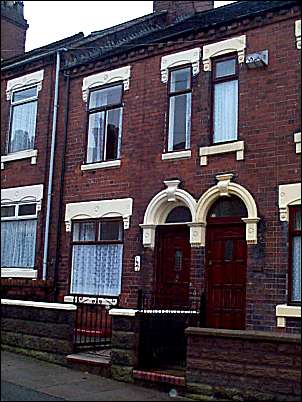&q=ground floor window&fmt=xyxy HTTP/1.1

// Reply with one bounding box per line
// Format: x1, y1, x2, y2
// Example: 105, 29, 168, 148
289, 206, 301, 303
70, 219, 123, 296
1, 203, 37, 268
